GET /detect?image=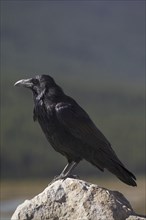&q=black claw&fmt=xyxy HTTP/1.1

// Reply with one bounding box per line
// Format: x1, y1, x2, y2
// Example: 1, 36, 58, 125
68, 174, 79, 179
51, 174, 79, 183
